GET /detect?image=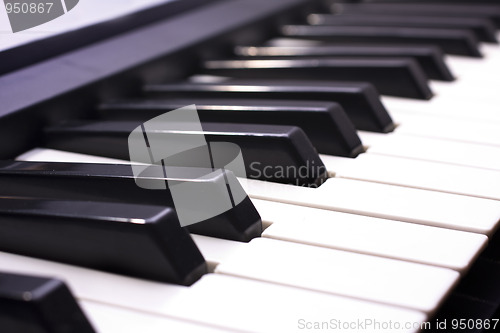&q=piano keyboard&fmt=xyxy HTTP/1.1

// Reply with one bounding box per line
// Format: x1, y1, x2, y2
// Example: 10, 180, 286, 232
1, 0, 500, 332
